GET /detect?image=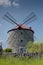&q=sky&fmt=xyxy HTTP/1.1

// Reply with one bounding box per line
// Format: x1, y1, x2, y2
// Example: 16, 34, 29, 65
0, 0, 43, 48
